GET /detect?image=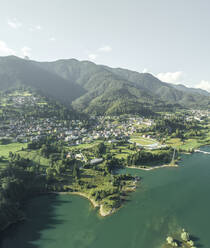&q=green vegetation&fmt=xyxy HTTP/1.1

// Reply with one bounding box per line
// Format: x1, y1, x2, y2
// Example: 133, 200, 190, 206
130, 135, 157, 145
0, 56, 209, 116
0, 143, 27, 158
0, 163, 47, 232
0, 88, 82, 121
166, 138, 204, 151
149, 113, 210, 152
126, 147, 176, 167
0, 56, 85, 105
0, 134, 138, 233
164, 228, 198, 248
0, 80, 209, 238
